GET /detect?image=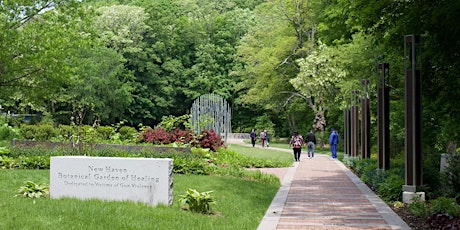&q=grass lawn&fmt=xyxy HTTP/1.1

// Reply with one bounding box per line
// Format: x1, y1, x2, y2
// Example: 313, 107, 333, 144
0, 146, 296, 230
0, 169, 279, 230
227, 144, 294, 163
232, 141, 333, 158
